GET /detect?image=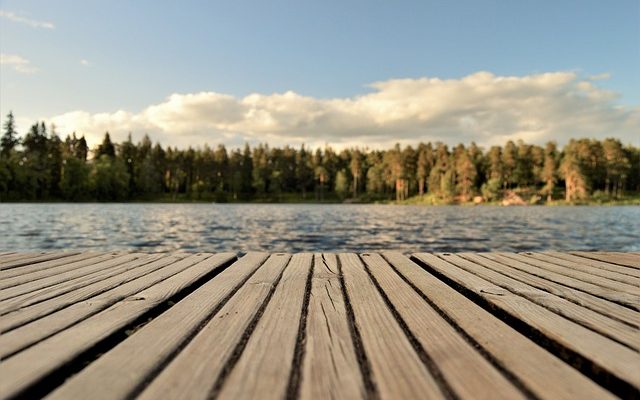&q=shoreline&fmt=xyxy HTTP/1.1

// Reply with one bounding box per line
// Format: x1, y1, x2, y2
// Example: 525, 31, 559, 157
2, 199, 639, 206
